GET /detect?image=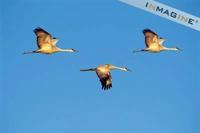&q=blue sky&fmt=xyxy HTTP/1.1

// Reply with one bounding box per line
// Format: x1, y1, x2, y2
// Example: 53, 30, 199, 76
1, 0, 199, 133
